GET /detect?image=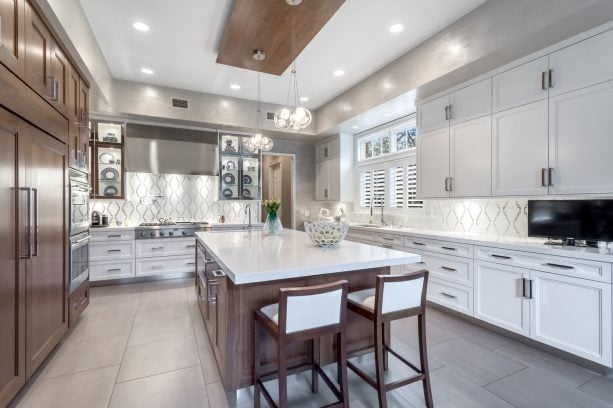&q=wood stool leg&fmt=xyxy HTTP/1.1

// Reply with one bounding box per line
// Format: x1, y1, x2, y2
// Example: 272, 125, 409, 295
374, 321, 388, 408
311, 338, 319, 394
382, 321, 390, 371
337, 331, 350, 407
254, 320, 261, 408
278, 339, 288, 408
418, 314, 434, 408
